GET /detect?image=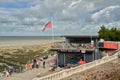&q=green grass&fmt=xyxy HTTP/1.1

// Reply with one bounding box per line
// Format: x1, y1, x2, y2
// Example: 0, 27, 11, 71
0, 47, 56, 72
